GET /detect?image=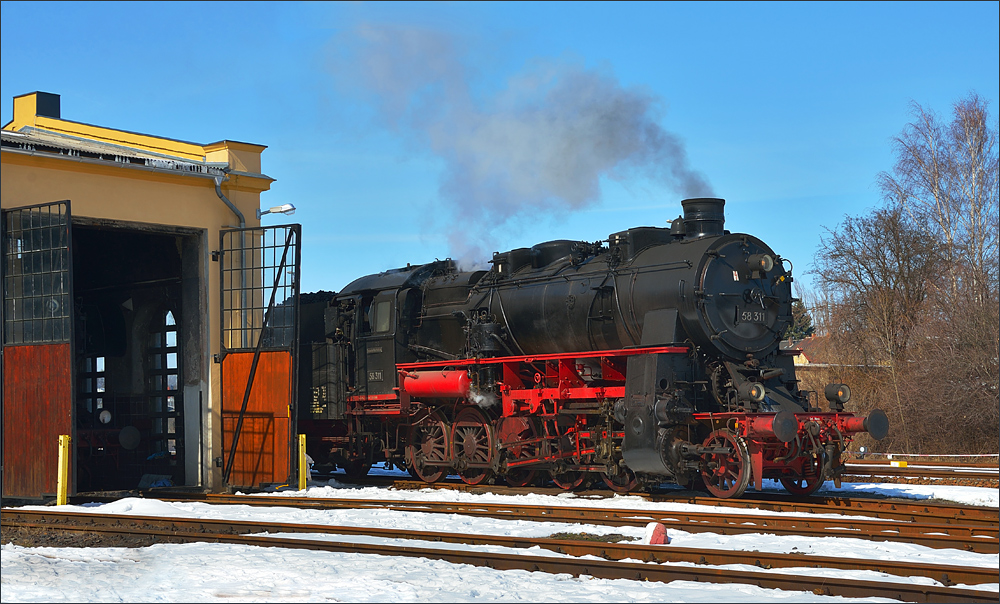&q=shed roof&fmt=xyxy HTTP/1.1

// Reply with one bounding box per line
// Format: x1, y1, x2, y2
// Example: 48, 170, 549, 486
1, 127, 229, 177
